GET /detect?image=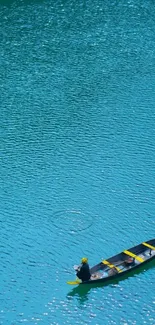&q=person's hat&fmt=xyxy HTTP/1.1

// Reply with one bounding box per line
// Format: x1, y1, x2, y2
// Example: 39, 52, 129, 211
81, 257, 88, 264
